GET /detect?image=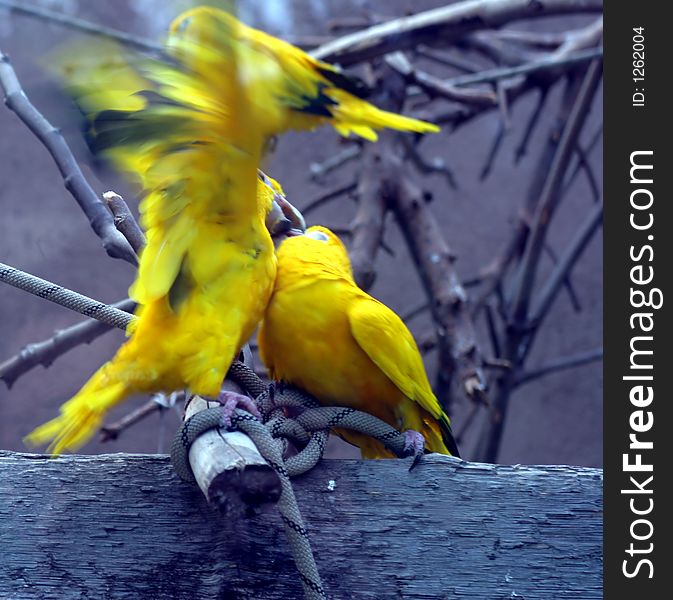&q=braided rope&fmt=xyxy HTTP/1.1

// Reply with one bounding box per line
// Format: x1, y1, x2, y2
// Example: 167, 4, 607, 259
0, 262, 135, 330
171, 407, 328, 599
171, 364, 422, 600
